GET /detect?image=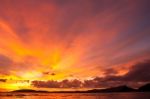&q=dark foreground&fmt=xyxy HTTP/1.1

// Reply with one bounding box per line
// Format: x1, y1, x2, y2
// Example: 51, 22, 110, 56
0, 92, 150, 99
